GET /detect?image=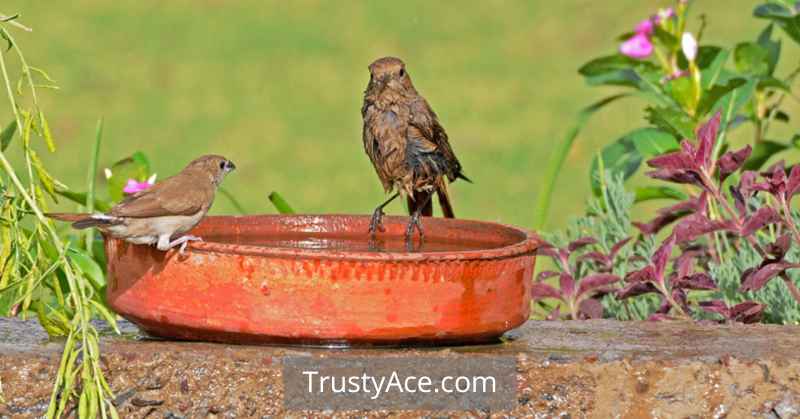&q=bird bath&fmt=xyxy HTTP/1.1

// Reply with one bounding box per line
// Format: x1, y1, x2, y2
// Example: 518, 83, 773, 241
104, 214, 541, 346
